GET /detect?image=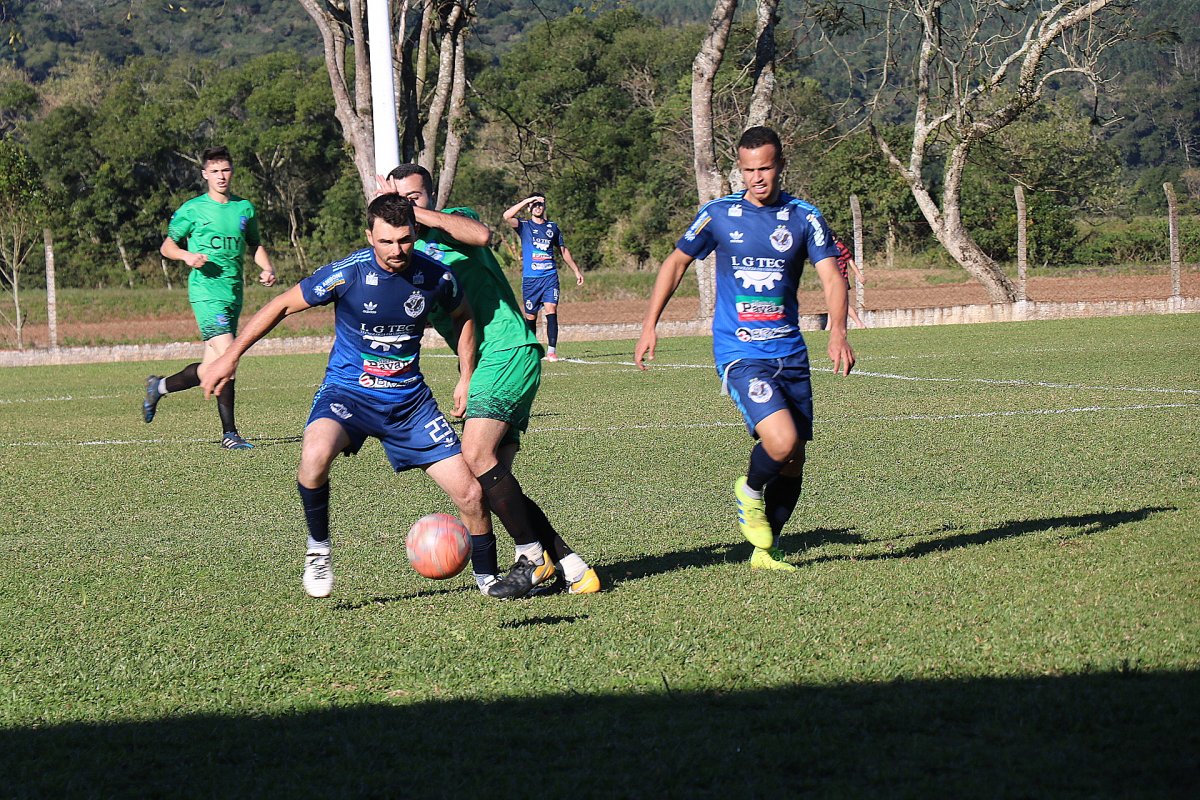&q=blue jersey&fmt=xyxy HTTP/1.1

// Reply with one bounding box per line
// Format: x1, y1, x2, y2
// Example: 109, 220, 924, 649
677, 191, 839, 365
516, 219, 565, 279
299, 248, 463, 399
